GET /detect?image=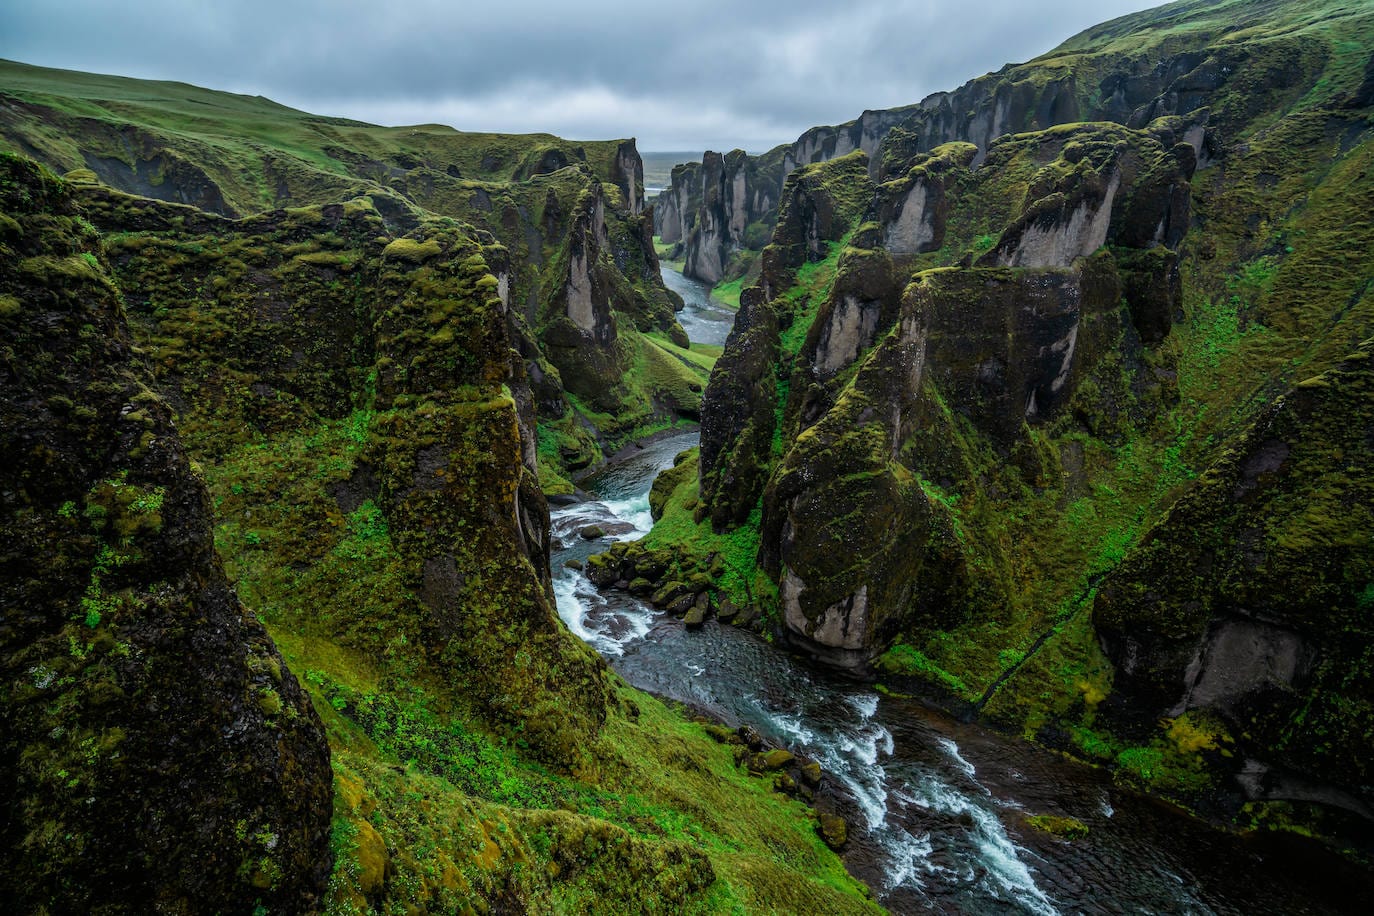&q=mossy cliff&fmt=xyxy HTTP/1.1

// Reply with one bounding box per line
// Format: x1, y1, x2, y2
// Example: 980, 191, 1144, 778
654, 146, 788, 286
74, 177, 611, 766
0, 154, 332, 912
639, 0, 1374, 852
0, 118, 878, 912
0, 59, 707, 493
